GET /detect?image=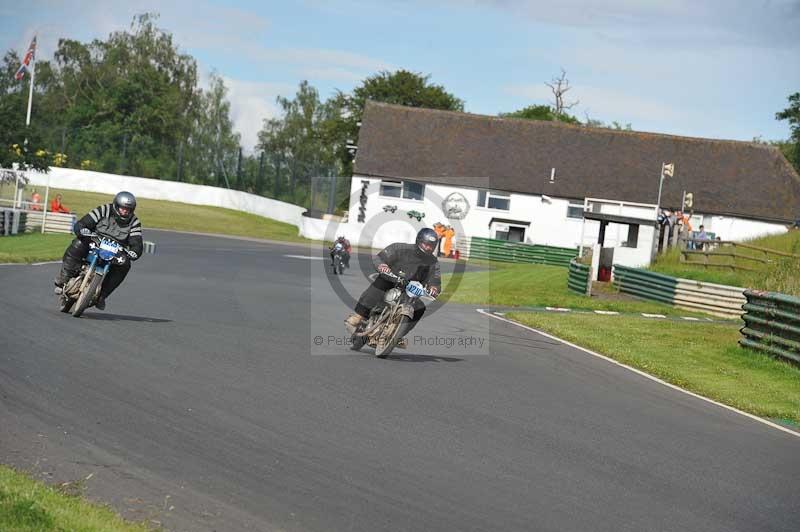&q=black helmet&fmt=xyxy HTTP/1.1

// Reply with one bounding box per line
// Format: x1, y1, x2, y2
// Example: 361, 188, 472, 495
112, 191, 136, 223
416, 227, 438, 255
